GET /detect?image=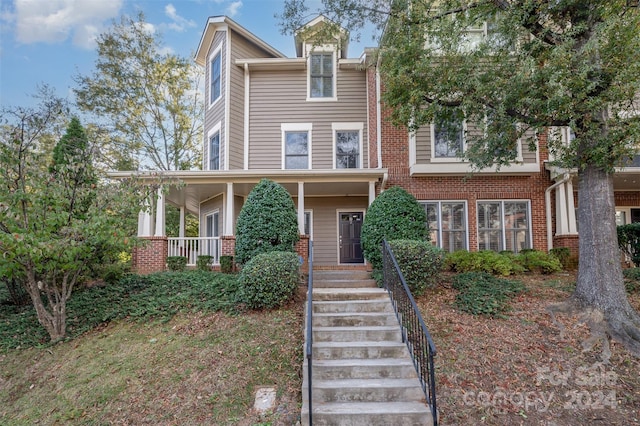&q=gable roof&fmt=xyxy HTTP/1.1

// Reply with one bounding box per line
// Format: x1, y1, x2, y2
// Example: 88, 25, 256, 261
194, 16, 287, 66
294, 15, 350, 58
